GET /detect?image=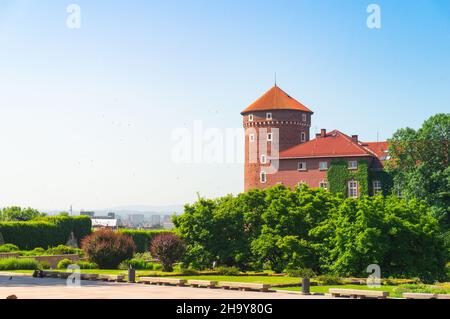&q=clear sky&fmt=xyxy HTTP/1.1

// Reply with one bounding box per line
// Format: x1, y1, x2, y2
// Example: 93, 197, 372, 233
0, 0, 449, 211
